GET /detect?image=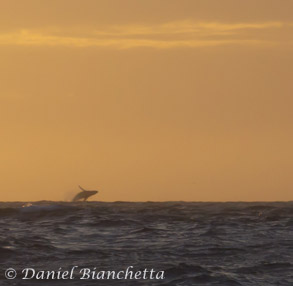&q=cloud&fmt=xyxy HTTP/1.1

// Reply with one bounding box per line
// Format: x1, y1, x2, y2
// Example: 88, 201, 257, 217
93, 21, 283, 36
0, 21, 288, 49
